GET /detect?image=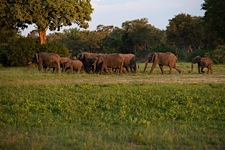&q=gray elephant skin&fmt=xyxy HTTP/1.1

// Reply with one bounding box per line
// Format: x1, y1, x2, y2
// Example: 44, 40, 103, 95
64, 60, 83, 73
191, 56, 213, 74
32, 52, 61, 73
77, 51, 101, 73
93, 54, 124, 74
143, 52, 182, 74
118, 53, 137, 73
